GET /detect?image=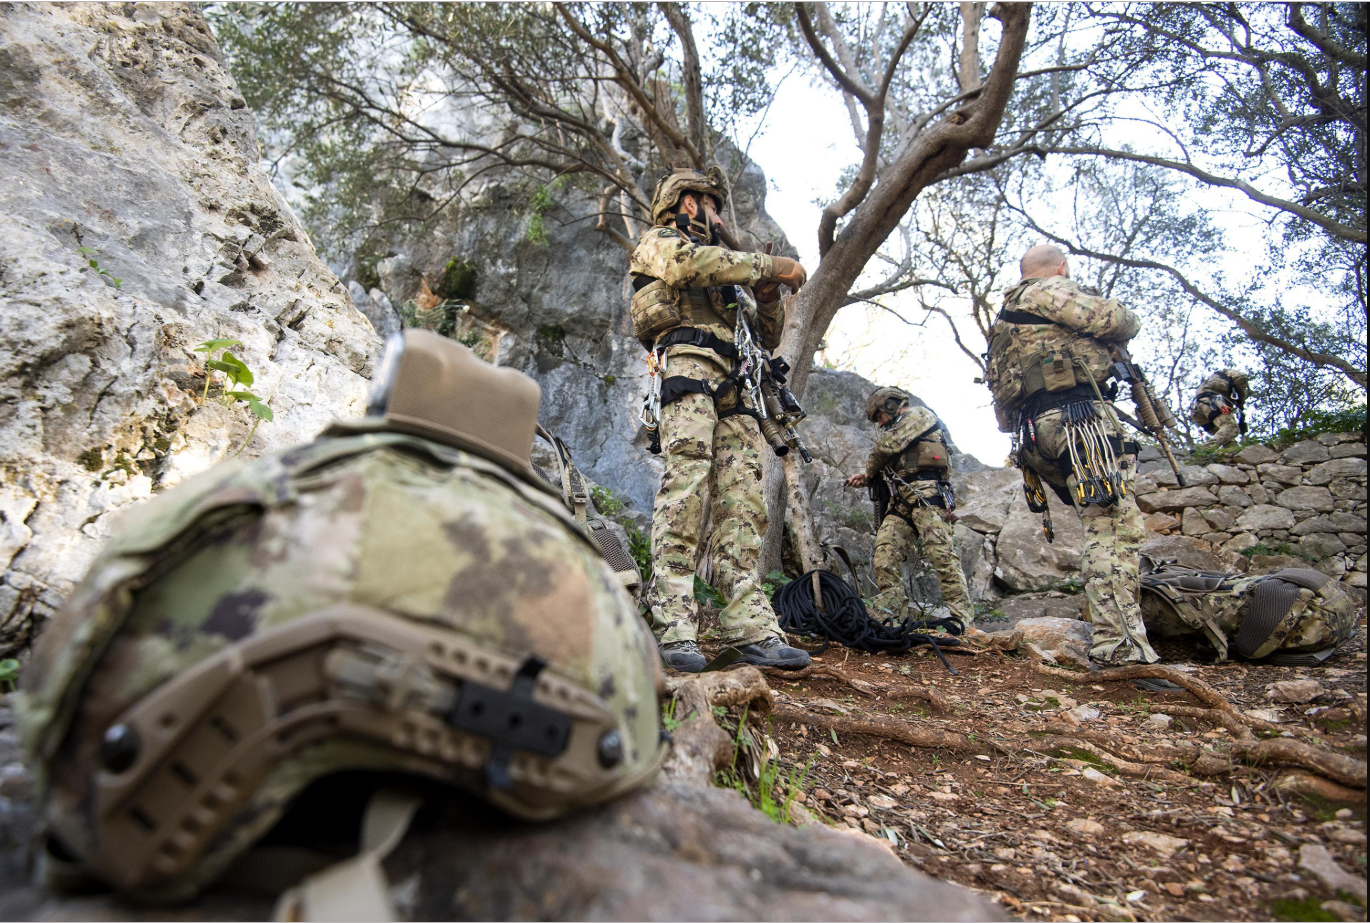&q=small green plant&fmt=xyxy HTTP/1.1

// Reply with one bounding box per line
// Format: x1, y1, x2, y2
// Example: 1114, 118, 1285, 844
762, 569, 792, 601
1240, 542, 1316, 562
193, 339, 274, 456
661, 697, 682, 732
71, 226, 121, 289
526, 184, 553, 245
694, 576, 724, 608
1269, 895, 1338, 922
591, 486, 627, 517
0, 658, 19, 692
